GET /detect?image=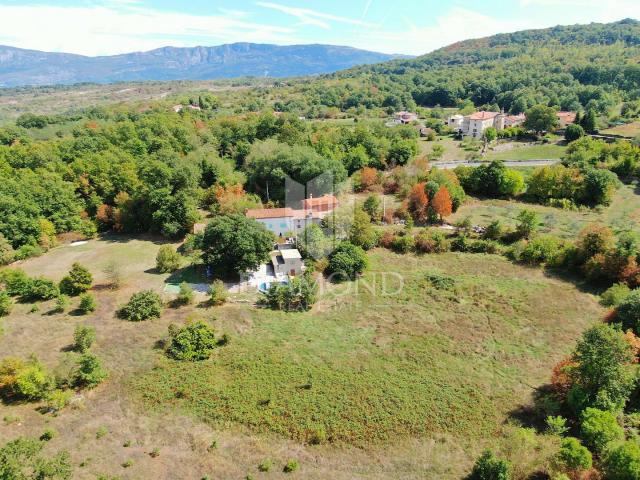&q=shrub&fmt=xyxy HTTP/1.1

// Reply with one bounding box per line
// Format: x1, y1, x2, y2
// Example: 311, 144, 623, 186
79, 293, 97, 314
565, 124, 585, 142
176, 282, 194, 306
546, 415, 569, 436
518, 236, 563, 265
156, 245, 182, 273
54, 295, 69, 313
0, 437, 72, 480
0, 291, 12, 317
74, 325, 96, 353
604, 441, 640, 480
22, 277, 59, 302
59, 263, 93, 295
391, 234, 415, 253
258, 459, 273, 472
208, 280, 228, 306
0, 269, 31, 296
73, 353, 107, 389
260, 272, 318, 312
0, 357, 53, 401
580, 407, 624, 453
424, 271, 456, 290
516, 209, 540, 239
119, 290, 162, 321
484, 220, 503, 241
283, 460, 299, 473
557, 437, 592, 472
326, 242, 368, 281
40, 428, 57, 442
167, 321, 218, 361
46, 389, 72, 412
470, 450, 511, 480
415, 230, 449, 254
601, 284, 632, 308
616, 289, 640, 334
